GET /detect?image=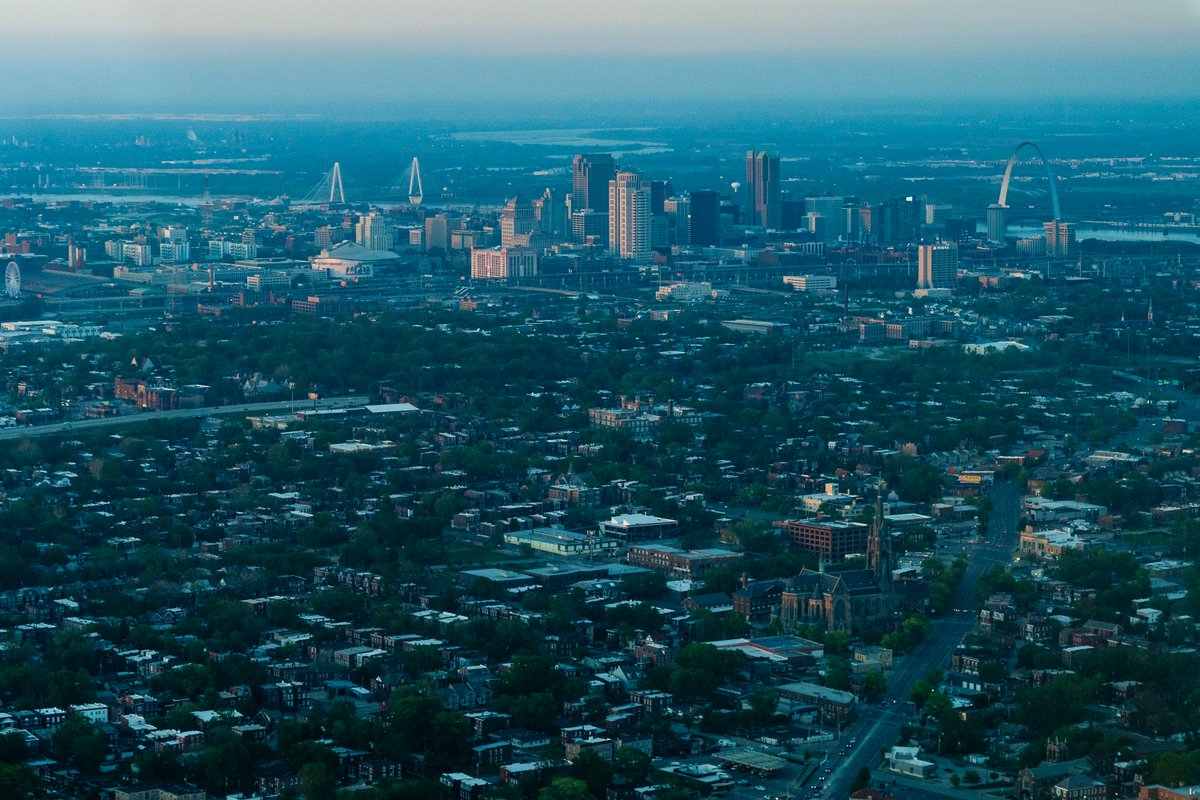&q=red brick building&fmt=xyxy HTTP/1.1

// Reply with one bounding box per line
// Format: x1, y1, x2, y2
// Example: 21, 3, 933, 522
780, 519, 870, 562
